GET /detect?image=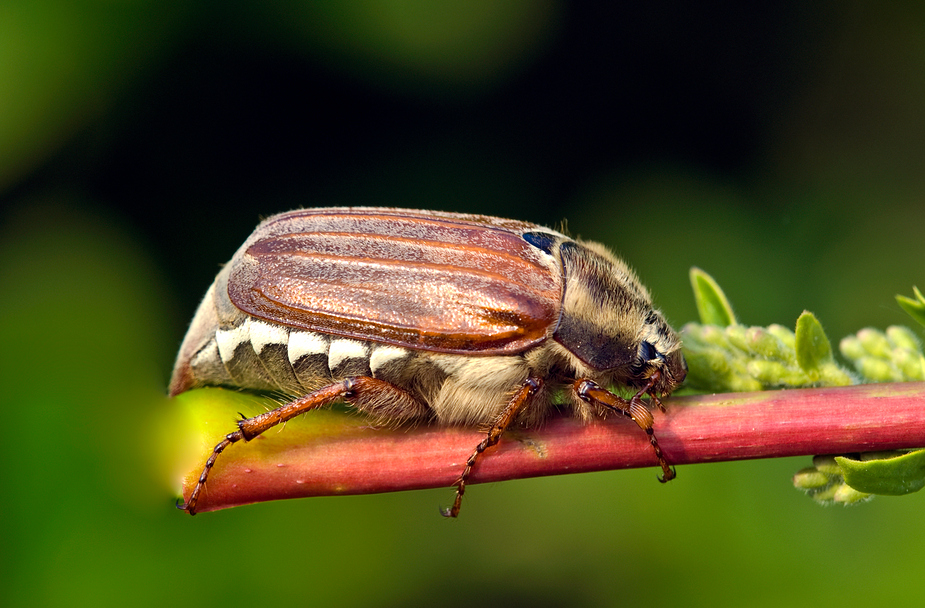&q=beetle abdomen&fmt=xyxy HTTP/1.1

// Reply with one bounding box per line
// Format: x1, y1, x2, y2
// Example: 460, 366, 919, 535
175, 305, 534, 426
183, 315, 425, 397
